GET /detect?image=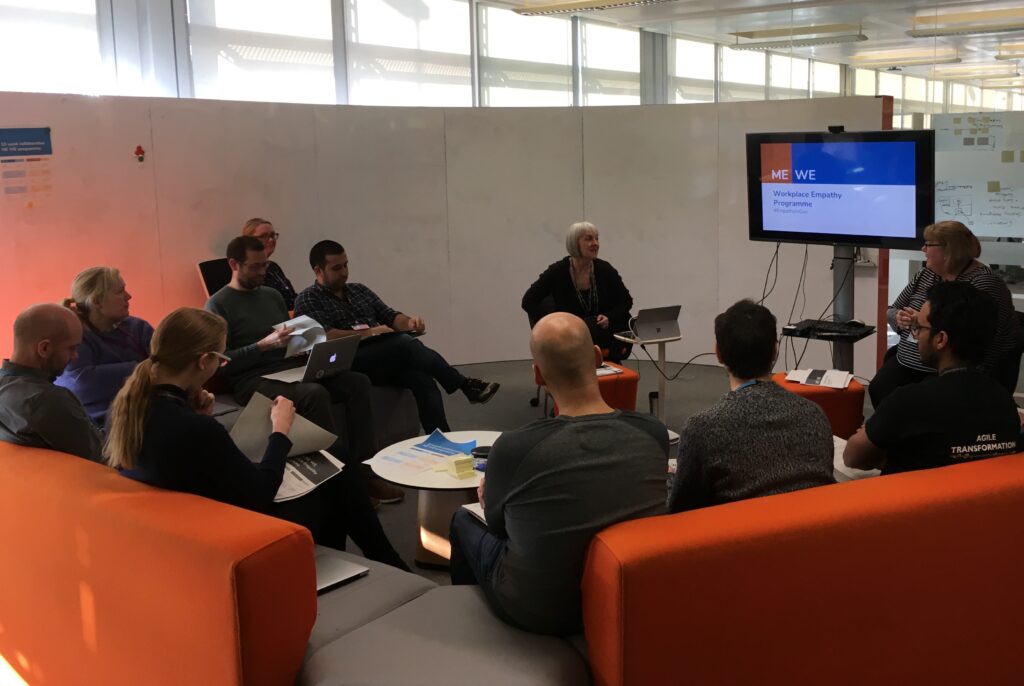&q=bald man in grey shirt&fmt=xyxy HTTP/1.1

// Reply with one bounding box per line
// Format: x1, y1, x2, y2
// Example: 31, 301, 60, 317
0, 304, 104, 462
449, 313, 667, 636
